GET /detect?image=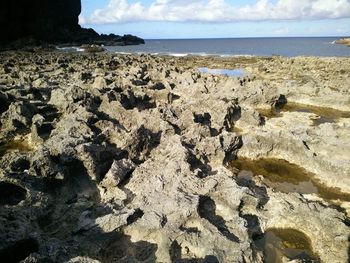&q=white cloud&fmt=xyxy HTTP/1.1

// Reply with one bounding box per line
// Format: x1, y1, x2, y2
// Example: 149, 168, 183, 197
83, 0, 350, 24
